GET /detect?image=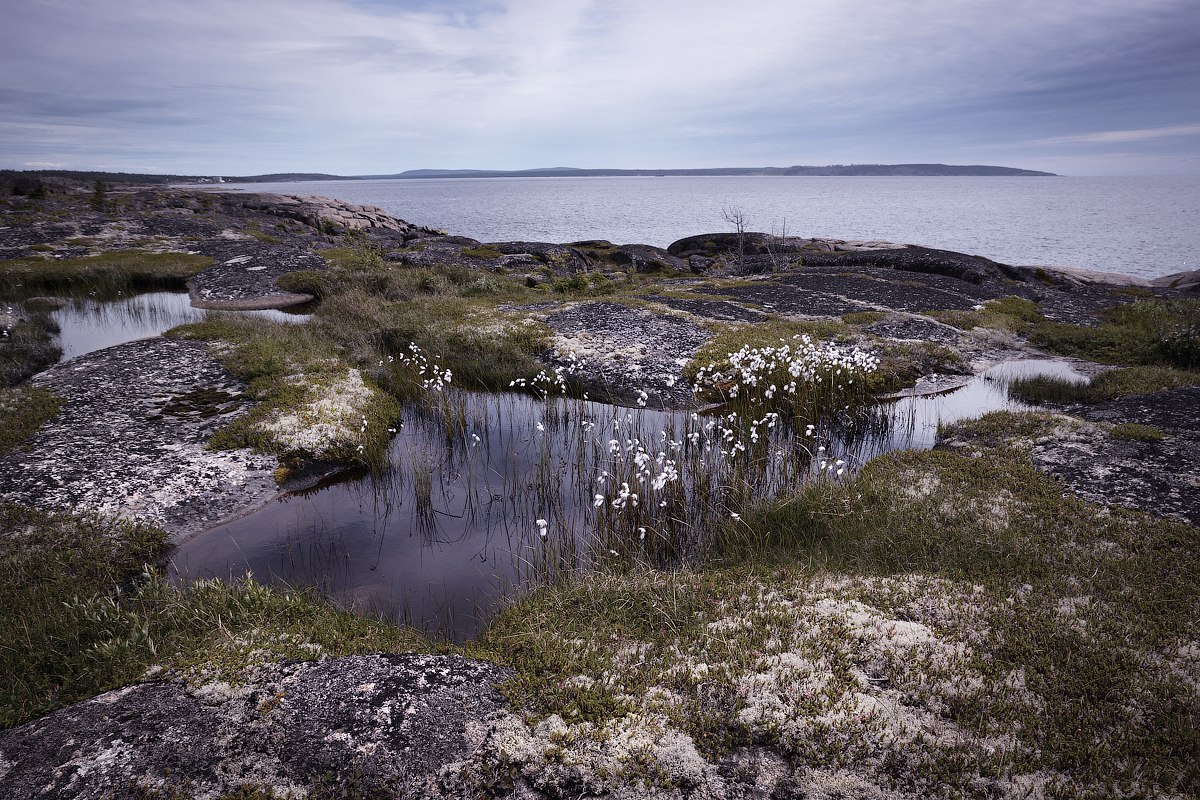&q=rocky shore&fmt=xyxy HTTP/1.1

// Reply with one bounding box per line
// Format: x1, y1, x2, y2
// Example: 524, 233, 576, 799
1, 187, 1197, 799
